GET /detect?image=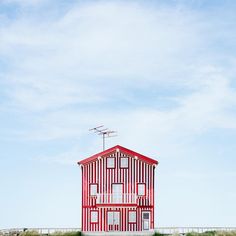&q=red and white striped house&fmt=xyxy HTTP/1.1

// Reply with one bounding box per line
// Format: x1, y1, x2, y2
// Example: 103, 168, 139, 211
78, 145, 158, 233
